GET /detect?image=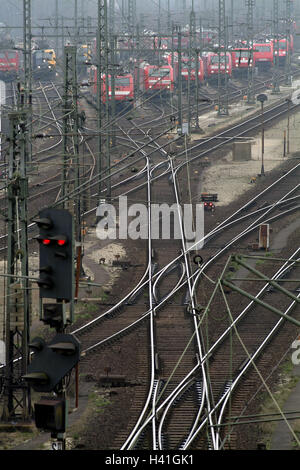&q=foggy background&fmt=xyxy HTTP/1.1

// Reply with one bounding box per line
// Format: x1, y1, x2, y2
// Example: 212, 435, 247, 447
0, 0, 299, 40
